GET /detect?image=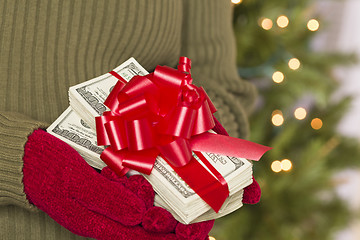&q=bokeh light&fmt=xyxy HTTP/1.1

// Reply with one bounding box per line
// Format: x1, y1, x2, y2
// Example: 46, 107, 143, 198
277, 15, 289, 28
311, 118, 323, 130
272, 110, 284, 126
272, 71, 285, 83
288, 58, 301, 70
294, 107, 307, 120
260, 18, 273, 30
307, 19, 320, 31
281, 159, 292, 171
271, 160, 282, 173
